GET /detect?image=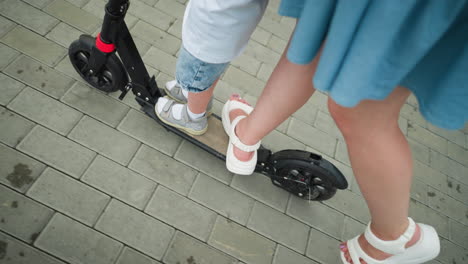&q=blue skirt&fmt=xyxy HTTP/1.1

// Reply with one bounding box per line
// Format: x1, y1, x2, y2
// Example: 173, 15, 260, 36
279, 0, 468, 130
